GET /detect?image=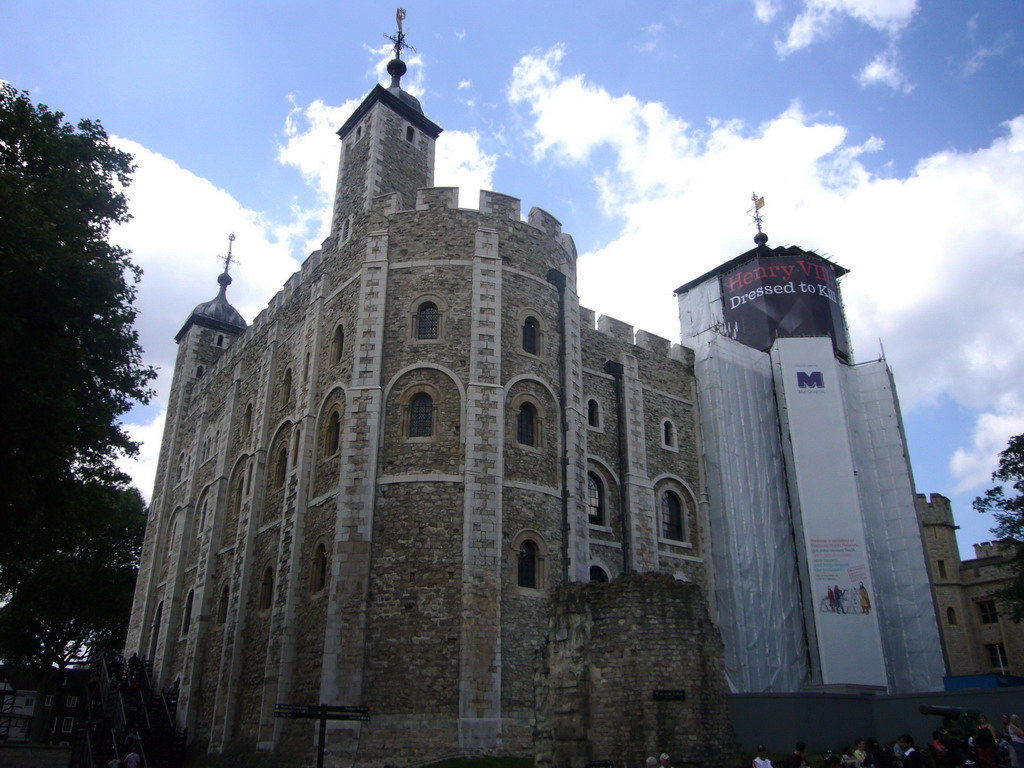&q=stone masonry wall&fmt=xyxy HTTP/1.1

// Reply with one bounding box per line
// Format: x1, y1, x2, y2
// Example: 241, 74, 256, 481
536, 574, 736, 768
